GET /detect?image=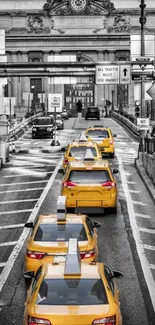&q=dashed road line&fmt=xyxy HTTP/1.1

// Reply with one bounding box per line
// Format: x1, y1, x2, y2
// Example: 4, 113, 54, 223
132, 201, 147, 206
0, 263, 6, 268
0, 242, 17, 247
0, 198, 39, 204
138, 227, 155, 234
127, 181, 137, 184
129, 190, 141, 193
0, 224, 25, 230
0, 160, 62, 293
0, 210, 32, 215
150, 264, 155, 270
0, 188, 44, 194
2, 171, 54, 178
135, 213, 152, 219
143, 244, 155, 251
0, 180, 48, 186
